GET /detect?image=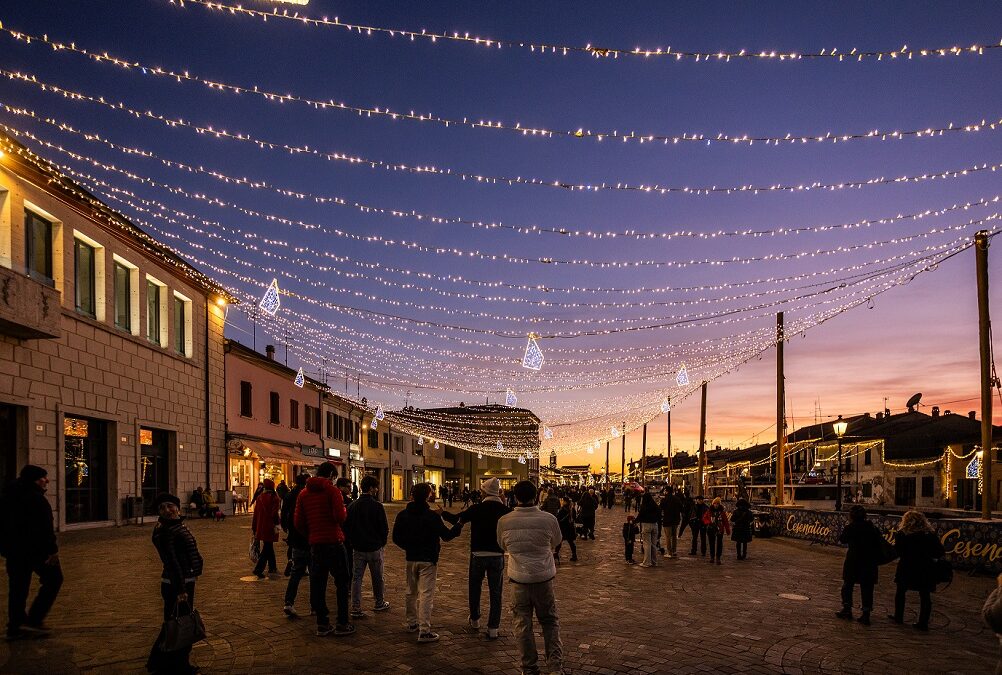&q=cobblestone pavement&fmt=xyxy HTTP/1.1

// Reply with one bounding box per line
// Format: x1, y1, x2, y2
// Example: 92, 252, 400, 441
0, 504, 997, 674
